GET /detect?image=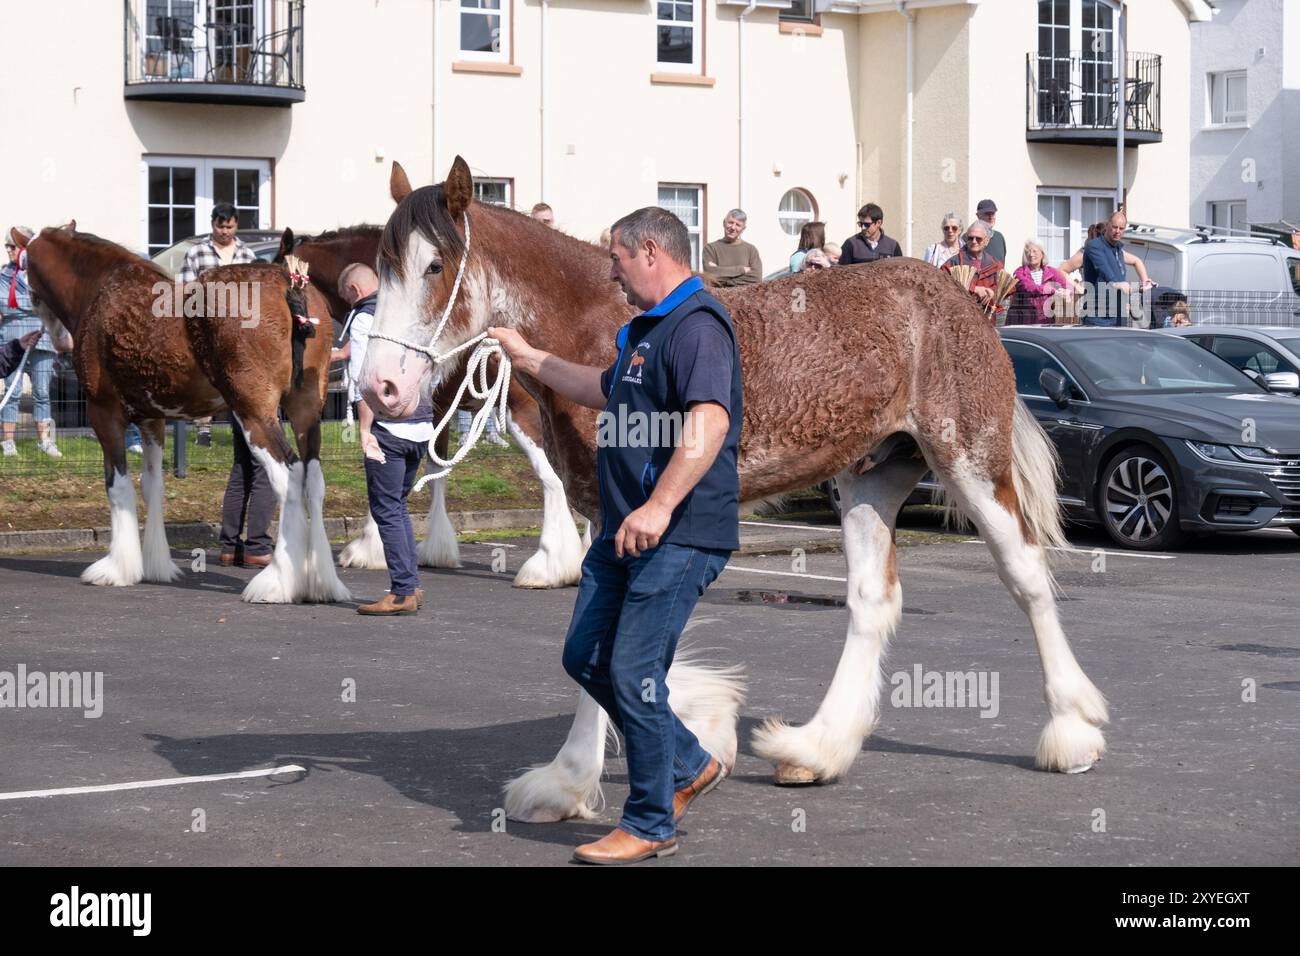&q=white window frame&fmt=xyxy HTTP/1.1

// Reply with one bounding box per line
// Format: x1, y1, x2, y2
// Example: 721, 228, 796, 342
1037, 1, 1119, 126
1207, 70, 1248, 127
1208, 200, 1248, 236
658, 183, 704, 271
459, 0, 510, 63
1037, 187, 1116, 267
778, 188, 817, 239
656, 0, 702, 73
141, 155, 271, 255
473, 177, 514, 209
